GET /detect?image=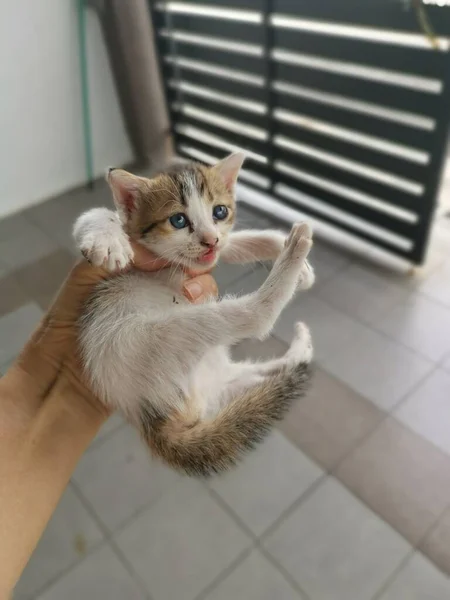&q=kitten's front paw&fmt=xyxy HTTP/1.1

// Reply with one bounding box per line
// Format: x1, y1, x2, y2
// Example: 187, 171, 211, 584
297, 259, 315, 290
80, 233, 134, 271
284, 222, 313, 262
